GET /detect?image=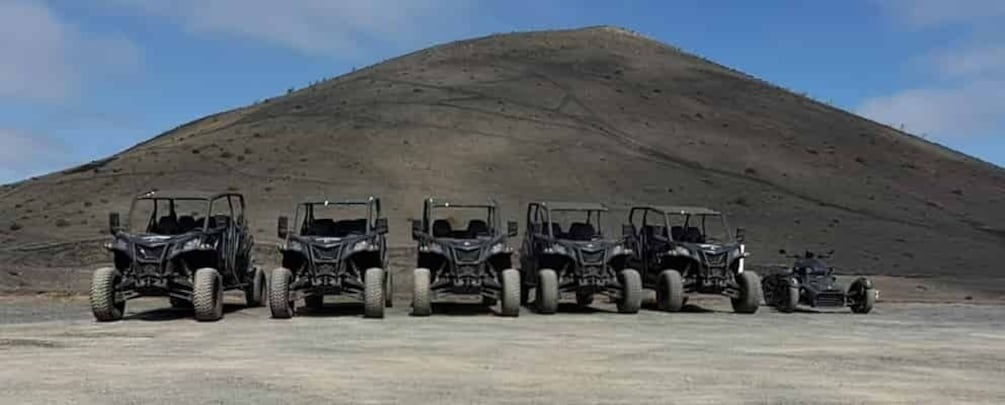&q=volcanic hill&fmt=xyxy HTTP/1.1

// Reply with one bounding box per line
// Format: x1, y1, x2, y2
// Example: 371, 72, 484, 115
1, 26, 1003, 295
